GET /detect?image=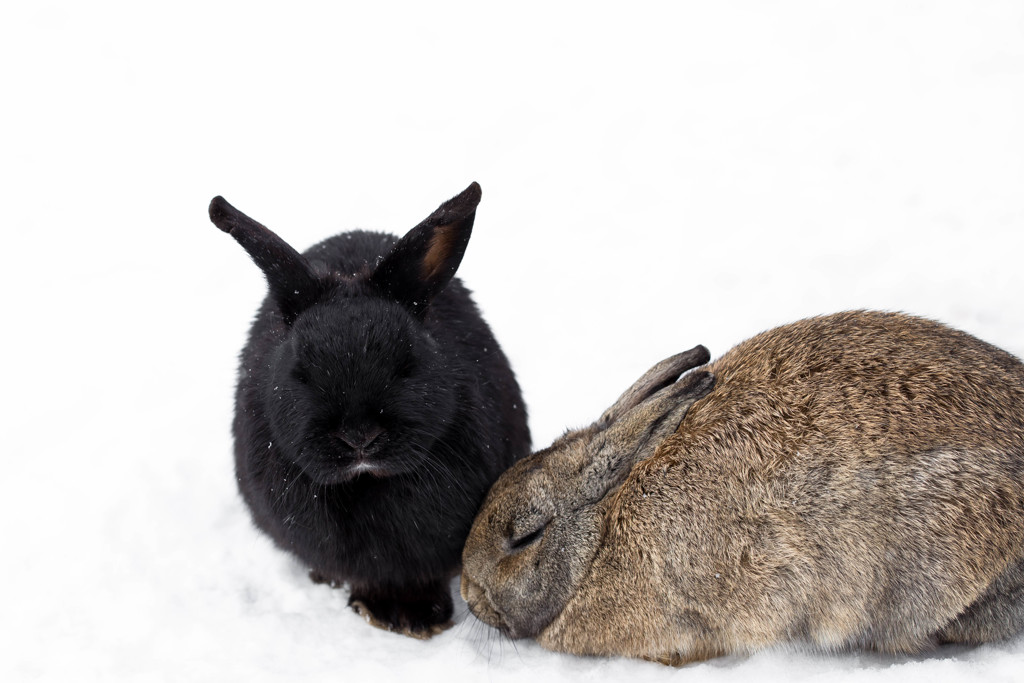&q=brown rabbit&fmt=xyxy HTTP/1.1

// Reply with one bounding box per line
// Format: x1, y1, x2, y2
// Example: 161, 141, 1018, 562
461, 311, 1024, 665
